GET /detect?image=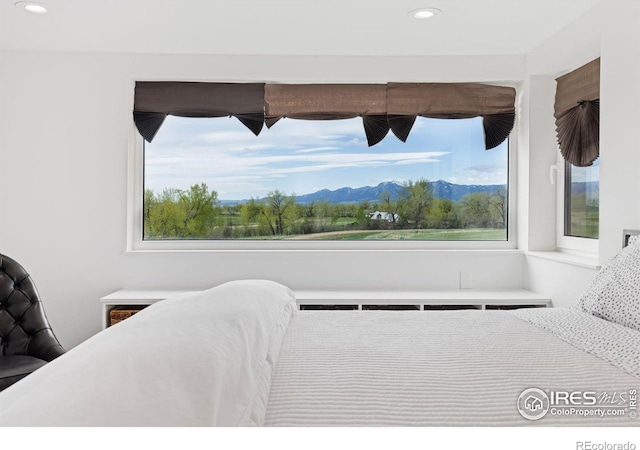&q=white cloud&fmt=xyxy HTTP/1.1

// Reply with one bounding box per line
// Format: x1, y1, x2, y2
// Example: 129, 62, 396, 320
145, 148, 450, 196
184, 118, 367, 154
392, 158, 443, 166
294, 146, 341, 154
147, 151, 449, 177
465, 164, 501, 173
450, 163, 507, 185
